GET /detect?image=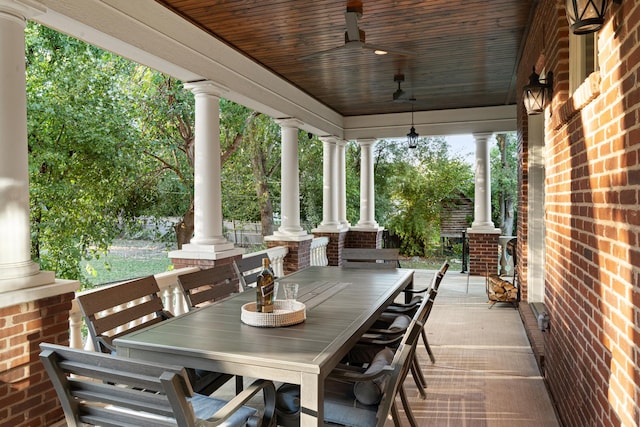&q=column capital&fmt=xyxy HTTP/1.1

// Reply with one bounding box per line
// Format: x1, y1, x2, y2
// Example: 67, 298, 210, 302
319, 135, 345, 145
184, 80, 228, 97
356, 138, 377, 146
275, 117, 304, 129
0, 0, 45, 21
472, 132, 494, 141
